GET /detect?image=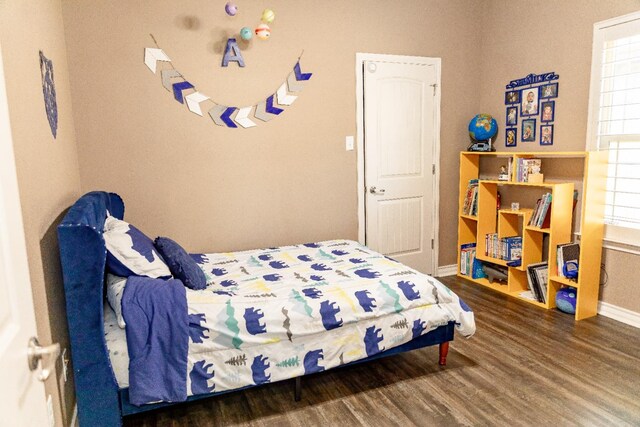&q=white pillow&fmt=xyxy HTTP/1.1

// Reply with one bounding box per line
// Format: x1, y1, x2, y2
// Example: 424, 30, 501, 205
106, 274, 127, 329
103, 215, 171, 278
